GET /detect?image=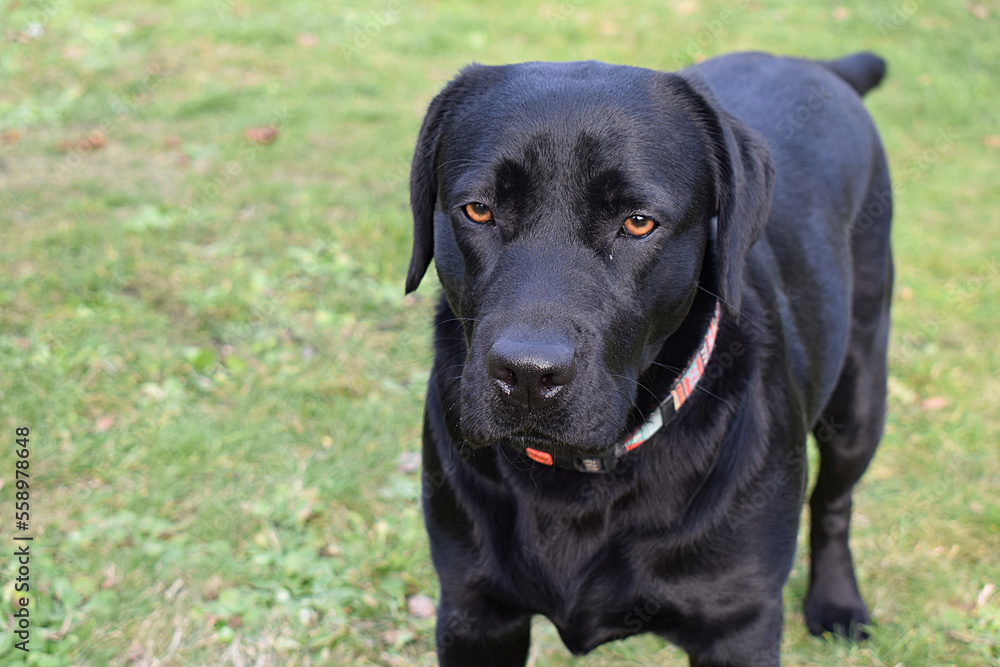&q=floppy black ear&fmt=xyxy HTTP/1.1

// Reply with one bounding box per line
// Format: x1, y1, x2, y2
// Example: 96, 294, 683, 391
406, 67, 486, 294
675, 75, 775, 319
405, 89, 447, 293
